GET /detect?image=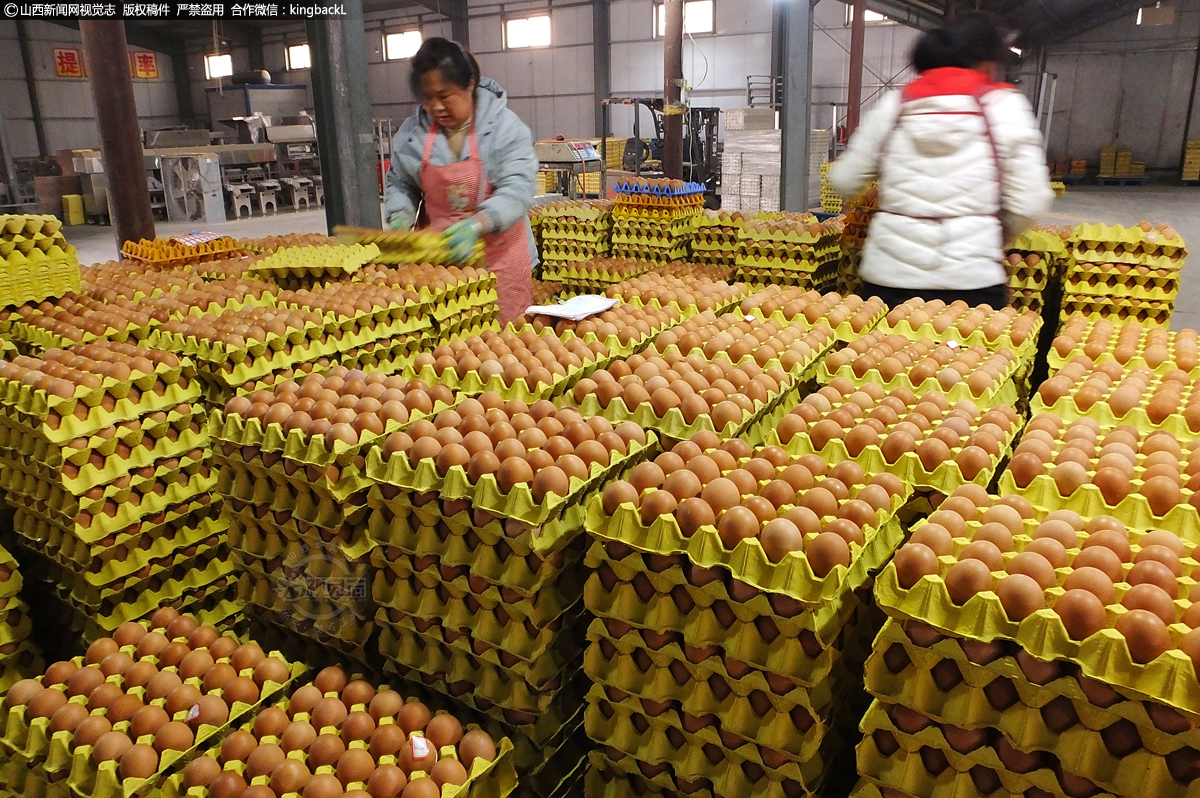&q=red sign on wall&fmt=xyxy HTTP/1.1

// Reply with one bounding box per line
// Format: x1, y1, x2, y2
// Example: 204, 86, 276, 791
53, 48, 86, 79
133, 52, 159, 79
